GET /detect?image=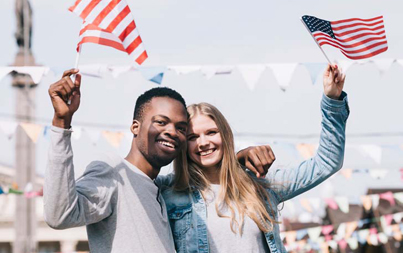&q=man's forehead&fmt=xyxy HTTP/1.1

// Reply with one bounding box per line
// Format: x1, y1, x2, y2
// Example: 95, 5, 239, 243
144, 97, 187, 119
